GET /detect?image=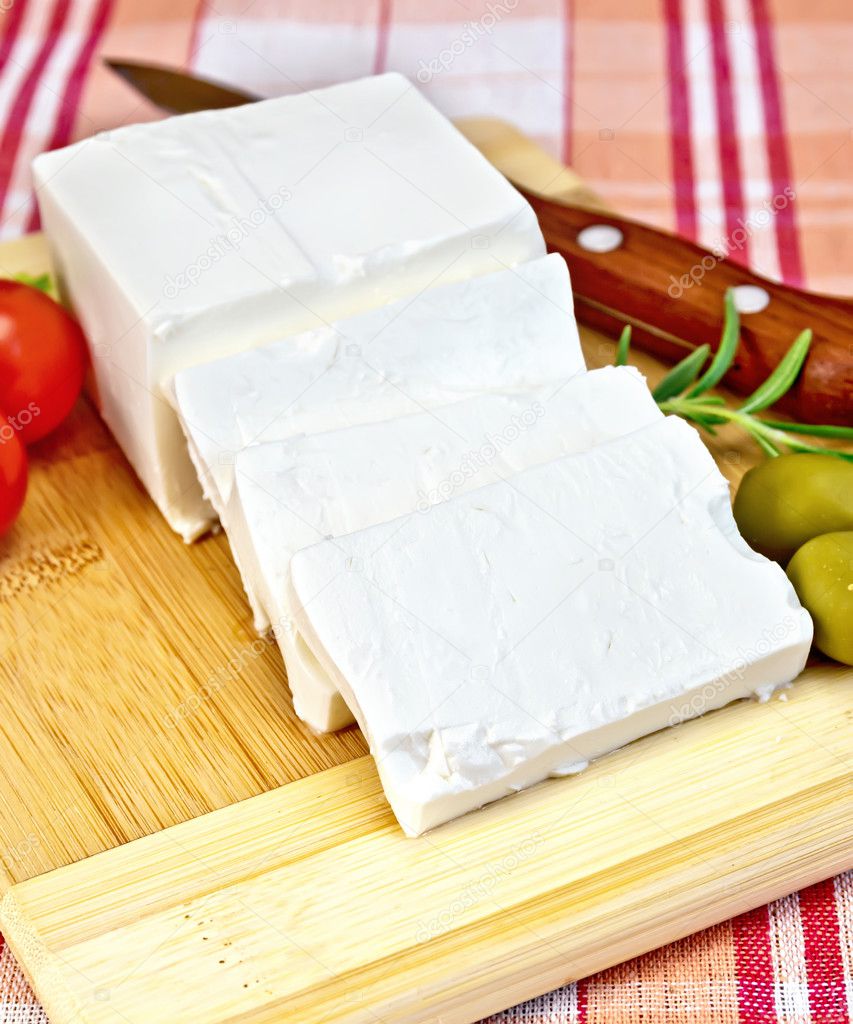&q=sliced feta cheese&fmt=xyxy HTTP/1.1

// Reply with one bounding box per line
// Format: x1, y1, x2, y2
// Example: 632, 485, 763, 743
289, 417, 813, 834
230, 365, 662, 731
33, 73, 544, 540
171, 252, 580, 520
